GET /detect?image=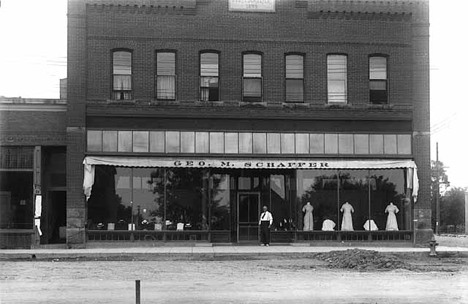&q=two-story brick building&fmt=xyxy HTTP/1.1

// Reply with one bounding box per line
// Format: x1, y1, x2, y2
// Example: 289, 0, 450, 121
63, 0, 431, 247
